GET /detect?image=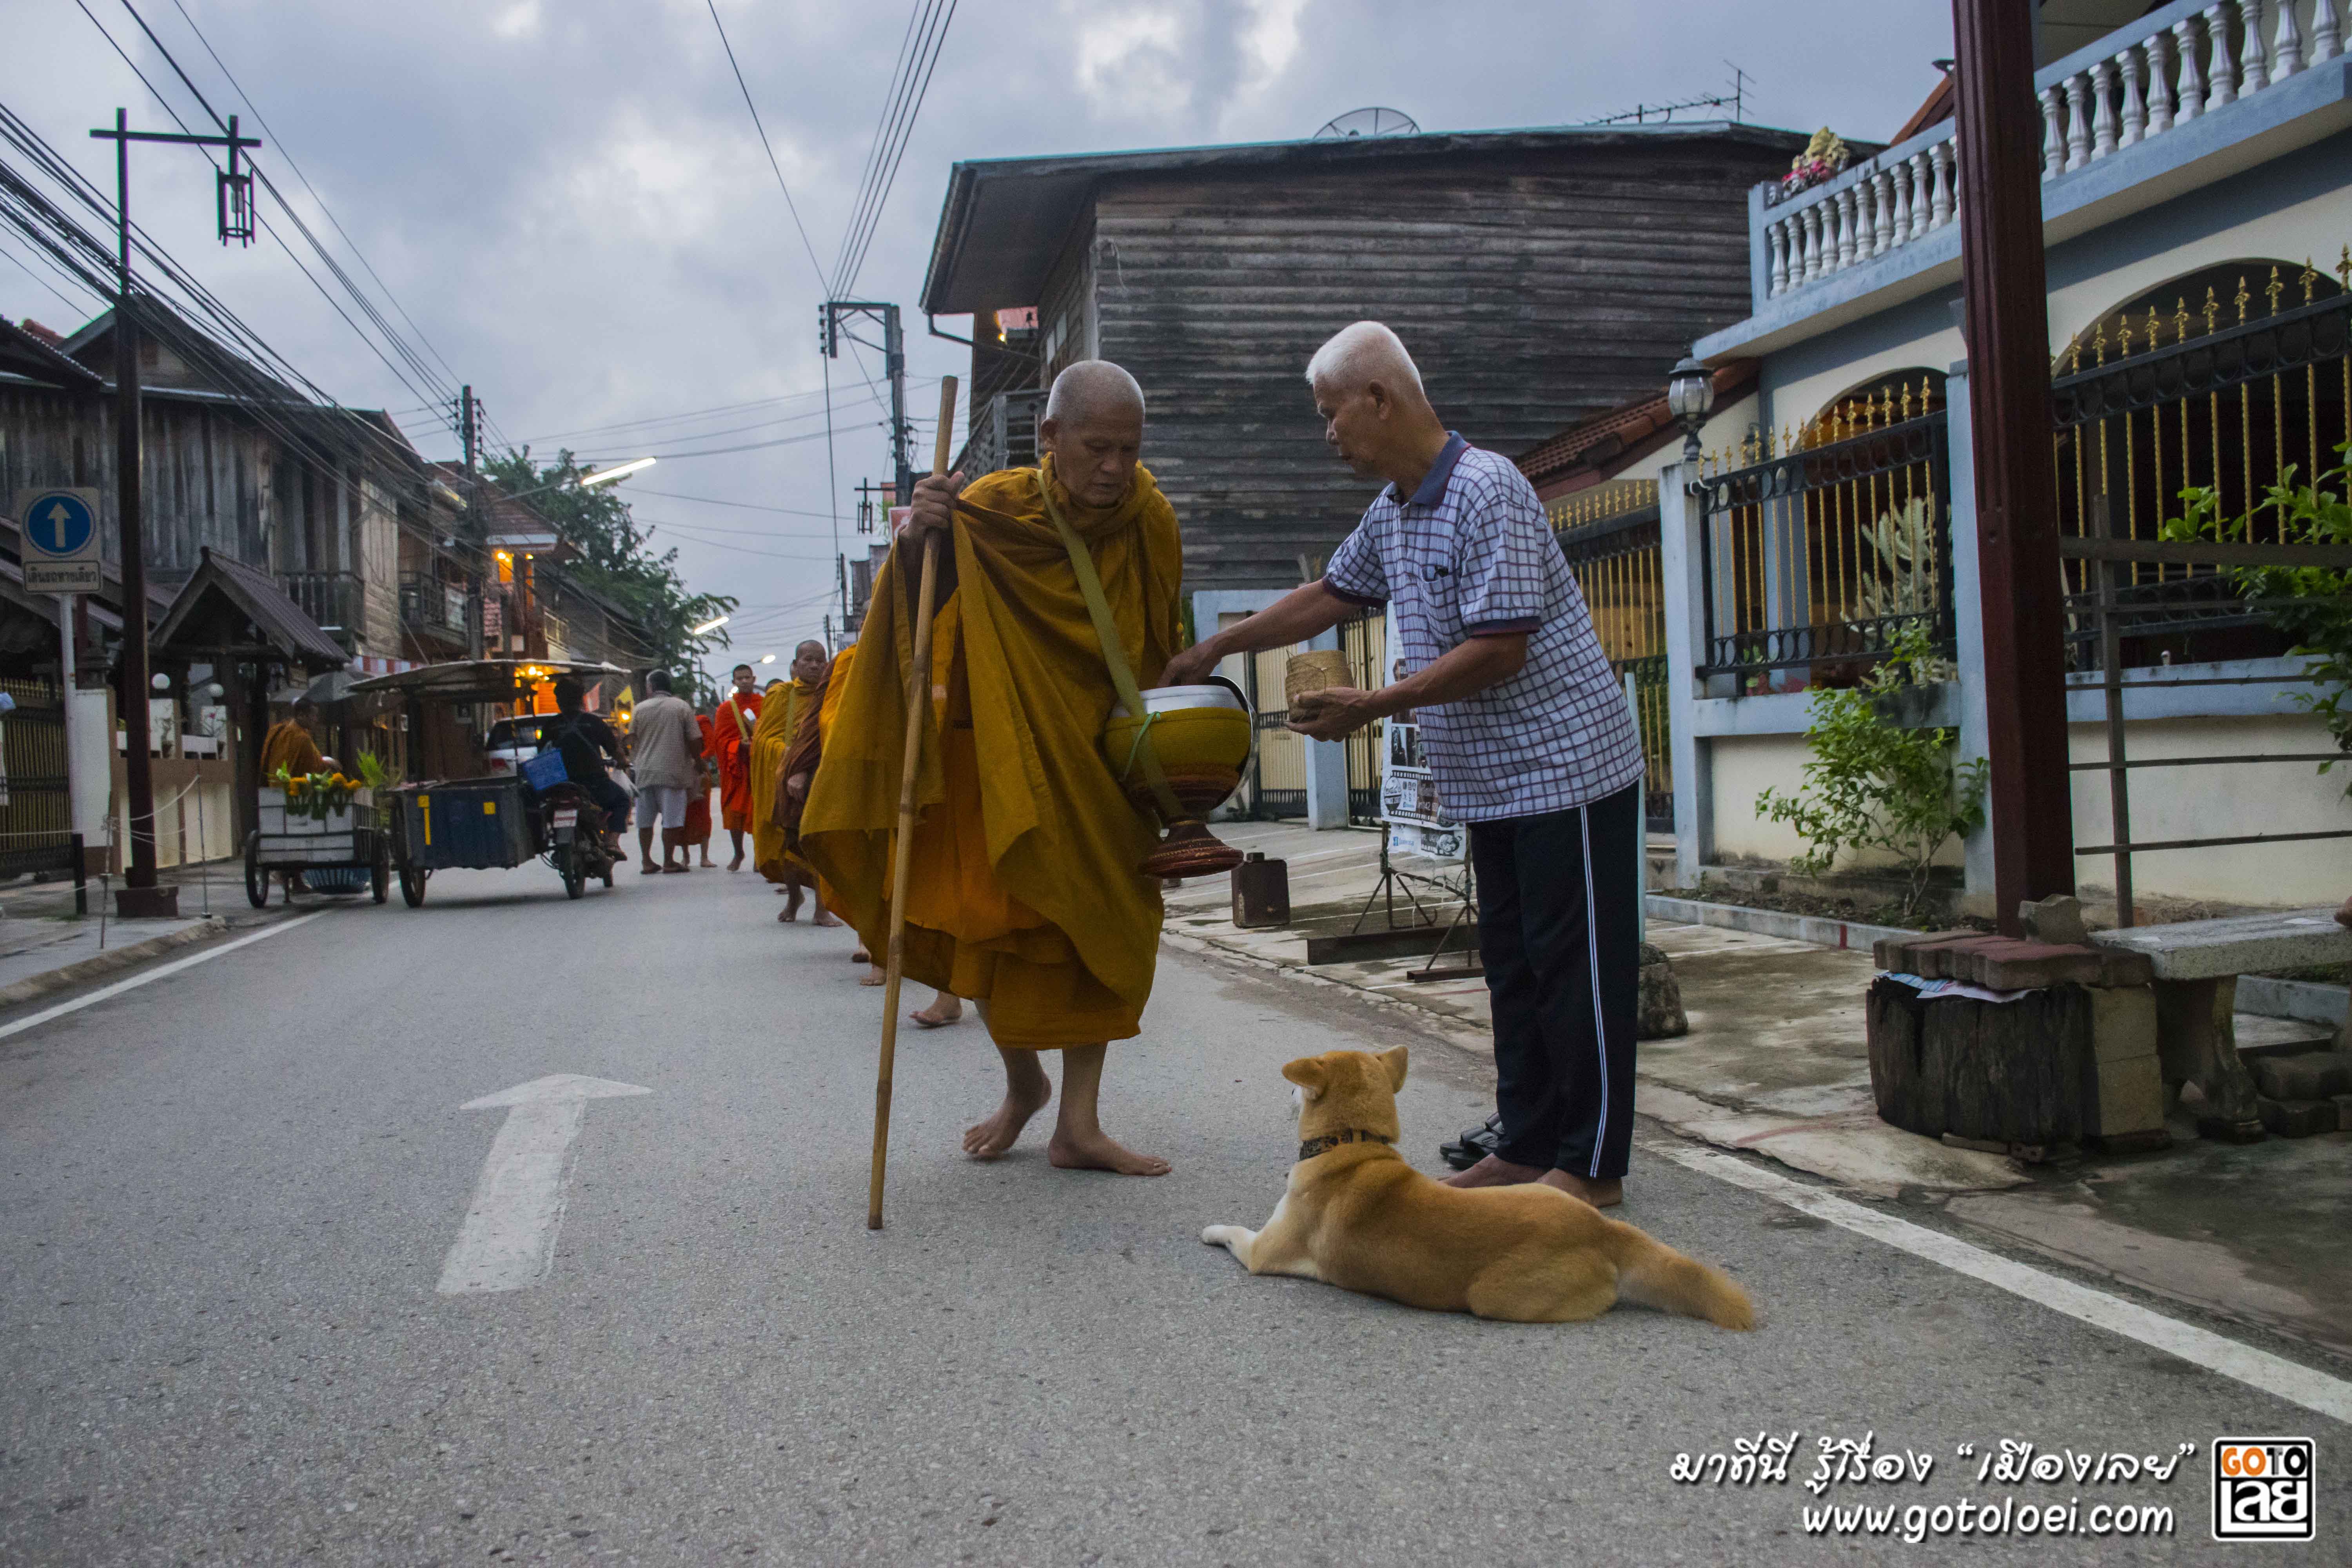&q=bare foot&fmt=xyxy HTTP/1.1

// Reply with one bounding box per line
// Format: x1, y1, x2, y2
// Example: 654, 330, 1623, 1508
781, 886, 804, 922
852, 947, 871, 963
1441, 1153, 1547, 1189
911, 995, 963, 1029
858, 965, 886, 987
963, 1082, 1051, 1158
1537, 1169, 1622, 1209
1048, 1129, 1171, 1176
728, 851, 744, 871
814, 909, 842, 928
